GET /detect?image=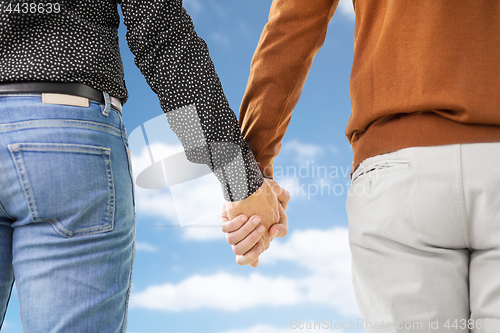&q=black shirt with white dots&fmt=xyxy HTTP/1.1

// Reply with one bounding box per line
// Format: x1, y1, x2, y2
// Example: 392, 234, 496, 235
0, 0, 264, 202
